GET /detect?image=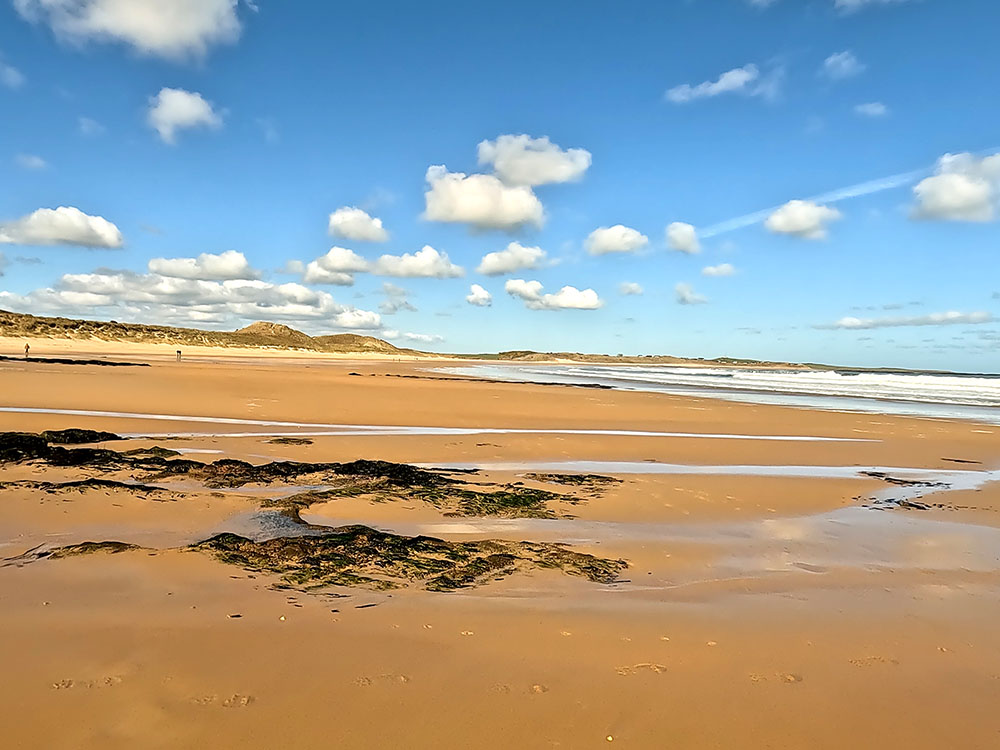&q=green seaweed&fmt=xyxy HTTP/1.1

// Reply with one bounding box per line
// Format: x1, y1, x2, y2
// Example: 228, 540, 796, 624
193, 527, 627, 592
47, 541, 142, 558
